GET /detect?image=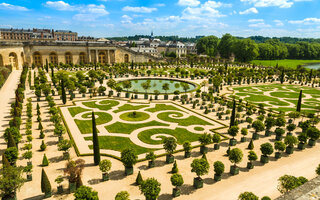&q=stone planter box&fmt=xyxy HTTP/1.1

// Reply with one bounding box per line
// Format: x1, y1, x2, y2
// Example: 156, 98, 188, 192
57, 185, 63, 194
241, 137, 246, 142
102, 173, 109, 181
148, 160, 155, 168
214, 174, 222, 181
276, 135, 282, 141
214, 143, 220, 150
184, 151, 191, 158
193, 177, 203, 189
308, 139, 316, 147
229, 138, 237, 146
125, 167, 134, 176
230, 165, 239, 175
252, 133, 259, 140
172, 188, 181, 197
125, 93, 130, 98
27, 174, 32, 181
298, 142, 306, 150
44, 192, 52, 198
69, 182, 76, 193
247, 162, 254, 169
275, 152, 281, 159
260, 155, 269, 164
200, 146, 208, 154
285, 146, 294, 154
166, 155, 174, 164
